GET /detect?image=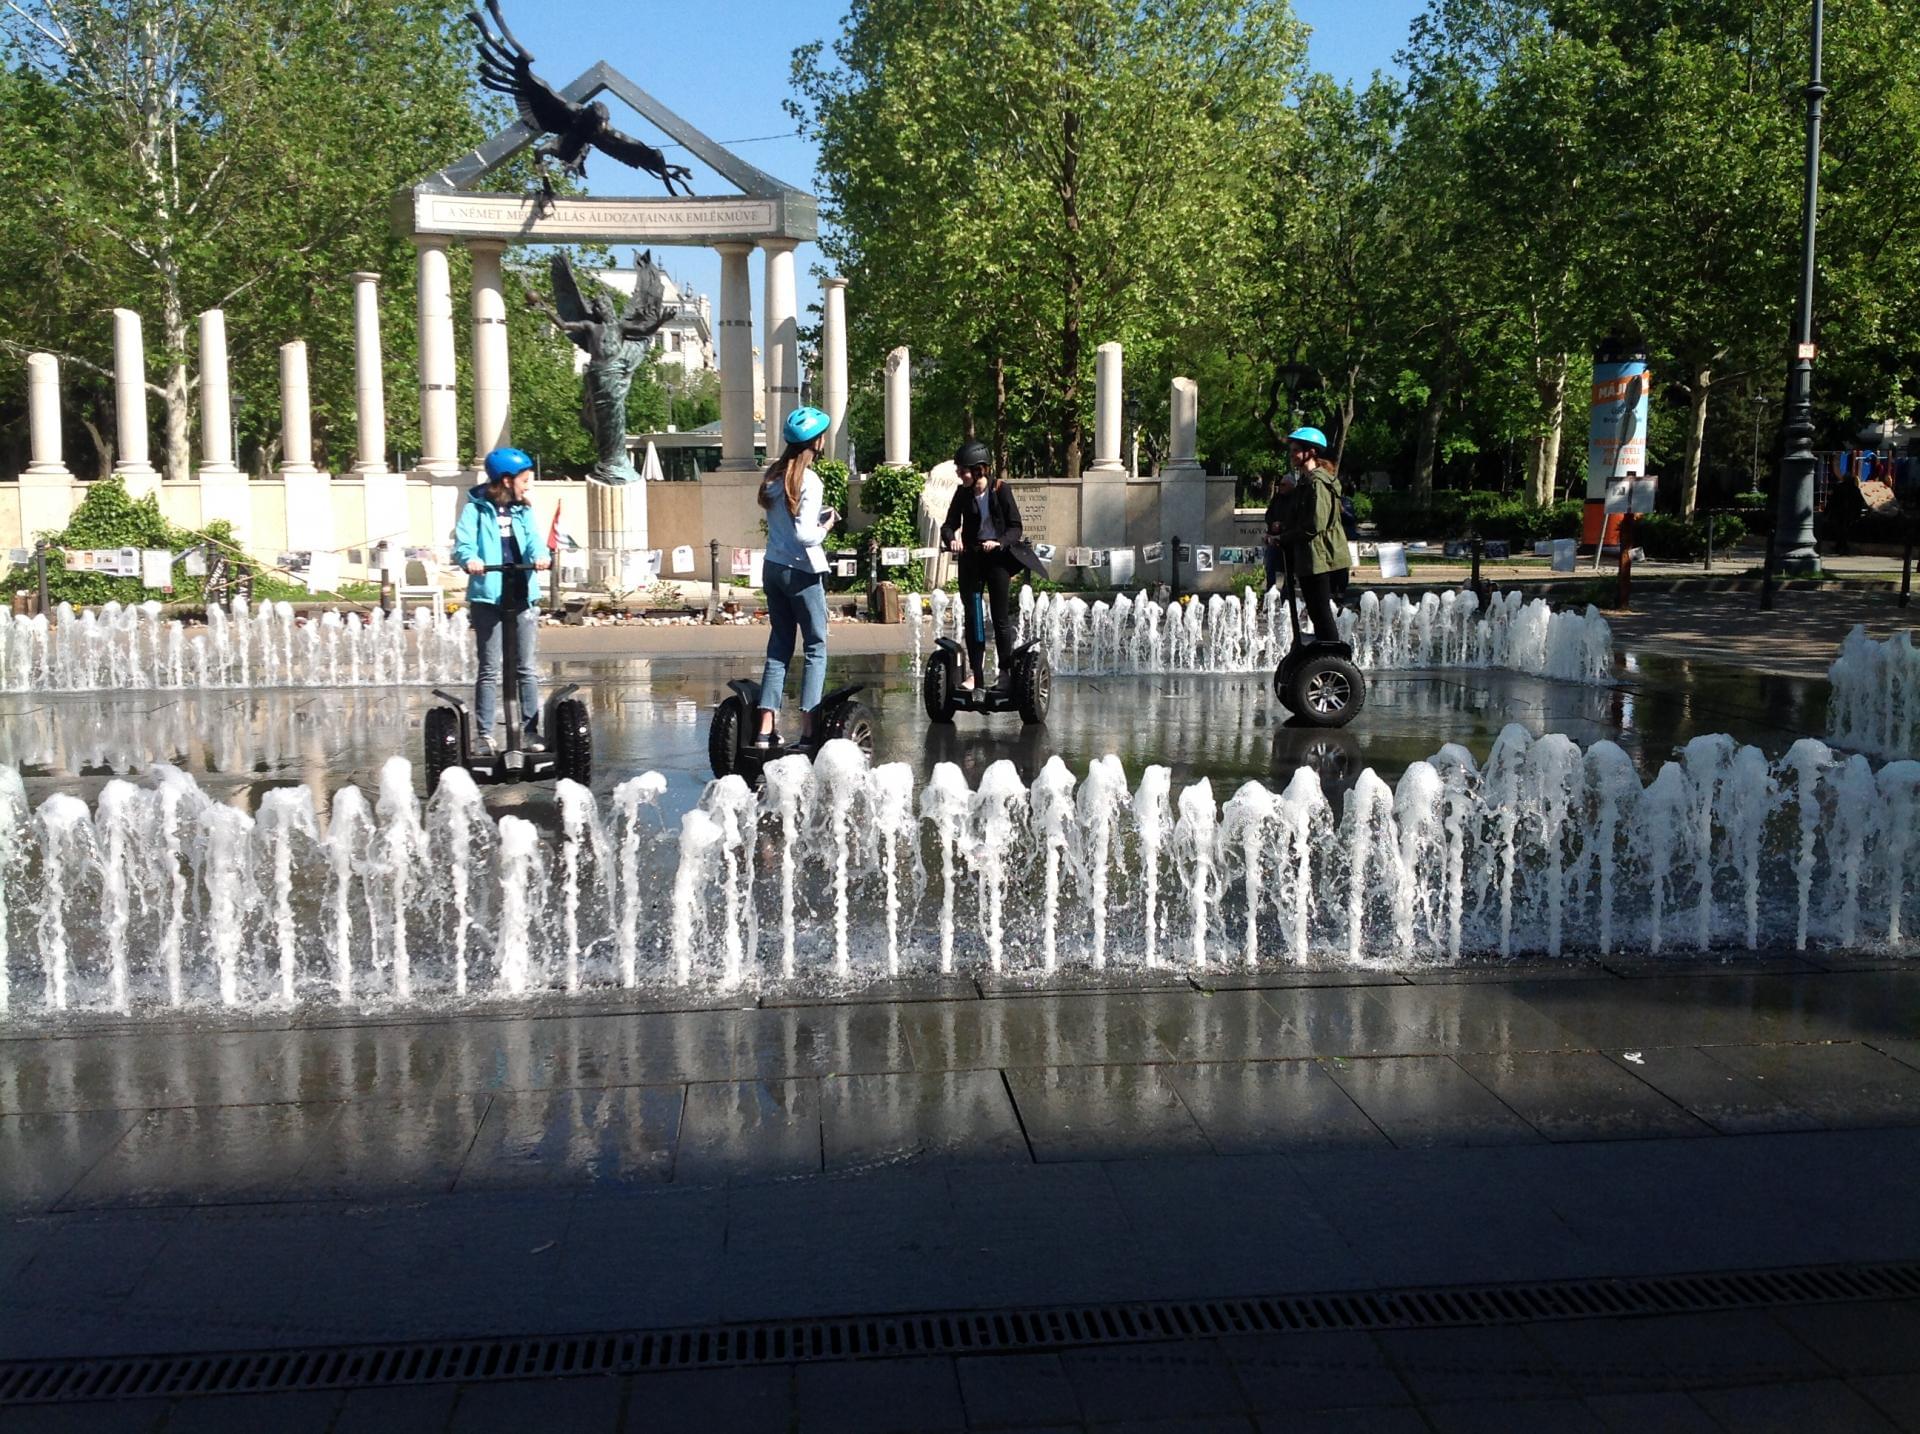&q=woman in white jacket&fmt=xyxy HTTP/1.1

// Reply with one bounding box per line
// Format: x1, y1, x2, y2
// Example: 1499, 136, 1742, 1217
754, 406, 838, 749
